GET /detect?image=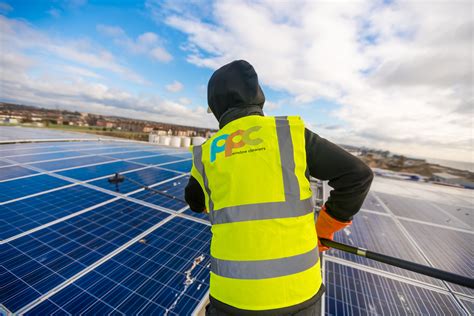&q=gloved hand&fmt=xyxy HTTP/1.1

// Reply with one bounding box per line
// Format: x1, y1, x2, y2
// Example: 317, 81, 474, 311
316, 205, 352, 252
